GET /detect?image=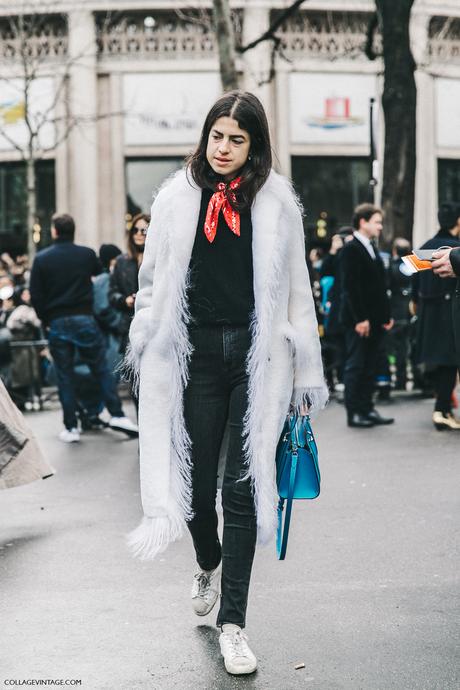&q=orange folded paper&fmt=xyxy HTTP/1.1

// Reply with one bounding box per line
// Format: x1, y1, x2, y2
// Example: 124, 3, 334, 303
401, 254, 432, 272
